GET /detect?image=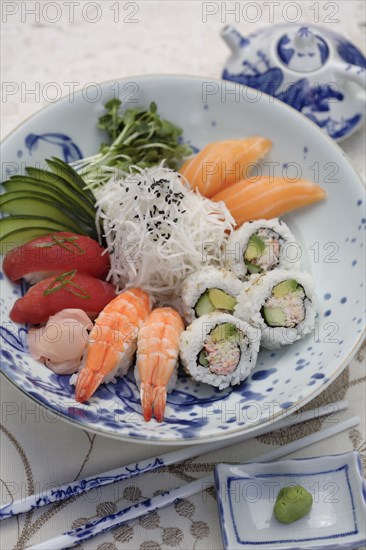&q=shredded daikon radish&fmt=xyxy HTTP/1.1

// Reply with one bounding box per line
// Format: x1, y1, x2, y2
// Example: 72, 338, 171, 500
95, 164, 235, 307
